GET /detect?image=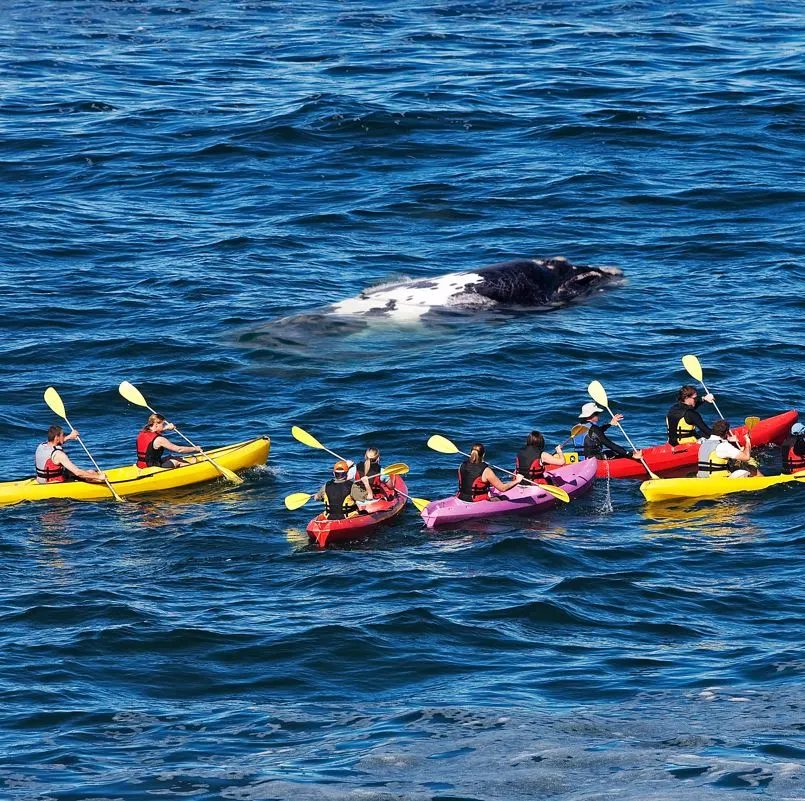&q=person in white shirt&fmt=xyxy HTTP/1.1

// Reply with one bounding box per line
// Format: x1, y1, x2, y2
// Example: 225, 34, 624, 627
696, 420, 752, 479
